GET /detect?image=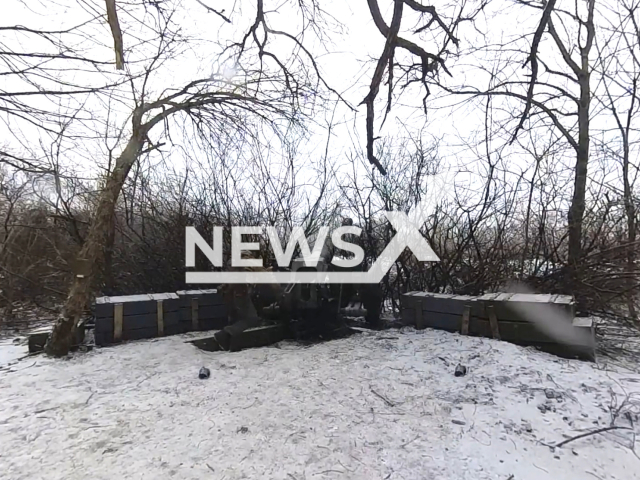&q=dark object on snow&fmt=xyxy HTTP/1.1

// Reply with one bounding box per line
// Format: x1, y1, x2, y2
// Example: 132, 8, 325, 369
199, 367, 210, 379
28, 330, 50, 353
191, 323, 355, 353
544, 388, 562, 401
217, 255, 382, 345
214, 329, 232, 351
94, 293, 185, 346
454, 364, 467, 377
538, 403, 556, 413
237, 426, 249, 434
400, 291, 595, 361
28, 322, 86, 354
